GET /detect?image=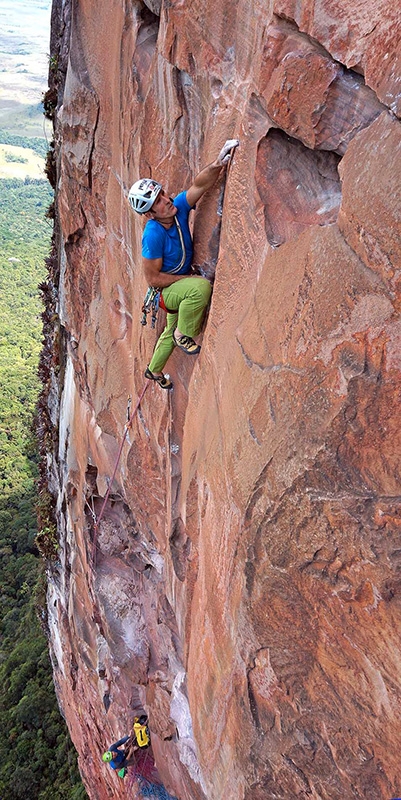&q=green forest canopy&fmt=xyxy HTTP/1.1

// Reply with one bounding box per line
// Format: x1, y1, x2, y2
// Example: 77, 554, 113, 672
0, 130, 48, 159
0, 176, 87, 799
